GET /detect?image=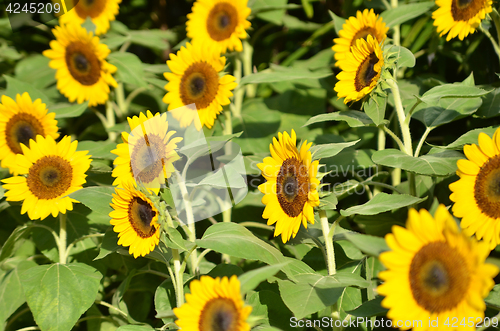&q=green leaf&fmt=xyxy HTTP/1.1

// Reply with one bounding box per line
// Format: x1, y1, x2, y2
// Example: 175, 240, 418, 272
418, 84, 489, 105
318, 192, 338, 211
69, 186, 115, 216
304, 111, 373, 128
154, 279, 175, 323
250, 0, 290, 24
329, 10, 346, 34
77, 140, 117, 159
108, 52, 148, 88
20, 263, 102, 331
0, 225, 30, 263
239, 66, 332, 86
486, 284, 500, 309
101, 35, 129, 49
390, 45, 416, 68
476, 87, 500, 118
196, 165, 247, 189
372, 149, 462, 176
380, 2, 435, 28
14, 55, 55, 89
51, 102, 89, 119
95, 228, 121, 260
340, 193, 424, 217
413, 96, 483, 128
310, 140, 359, 160
346, 296, 388, 317
239, 262, 290, 294
3, 75, 52, 106
343, 233, 389, 257
116, 325, 155, 331
363, 92, 387, 126
128, 30, 175, 50
439, 126, 498, 150
278, 273, 369, 319
301, 0, 313, 18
